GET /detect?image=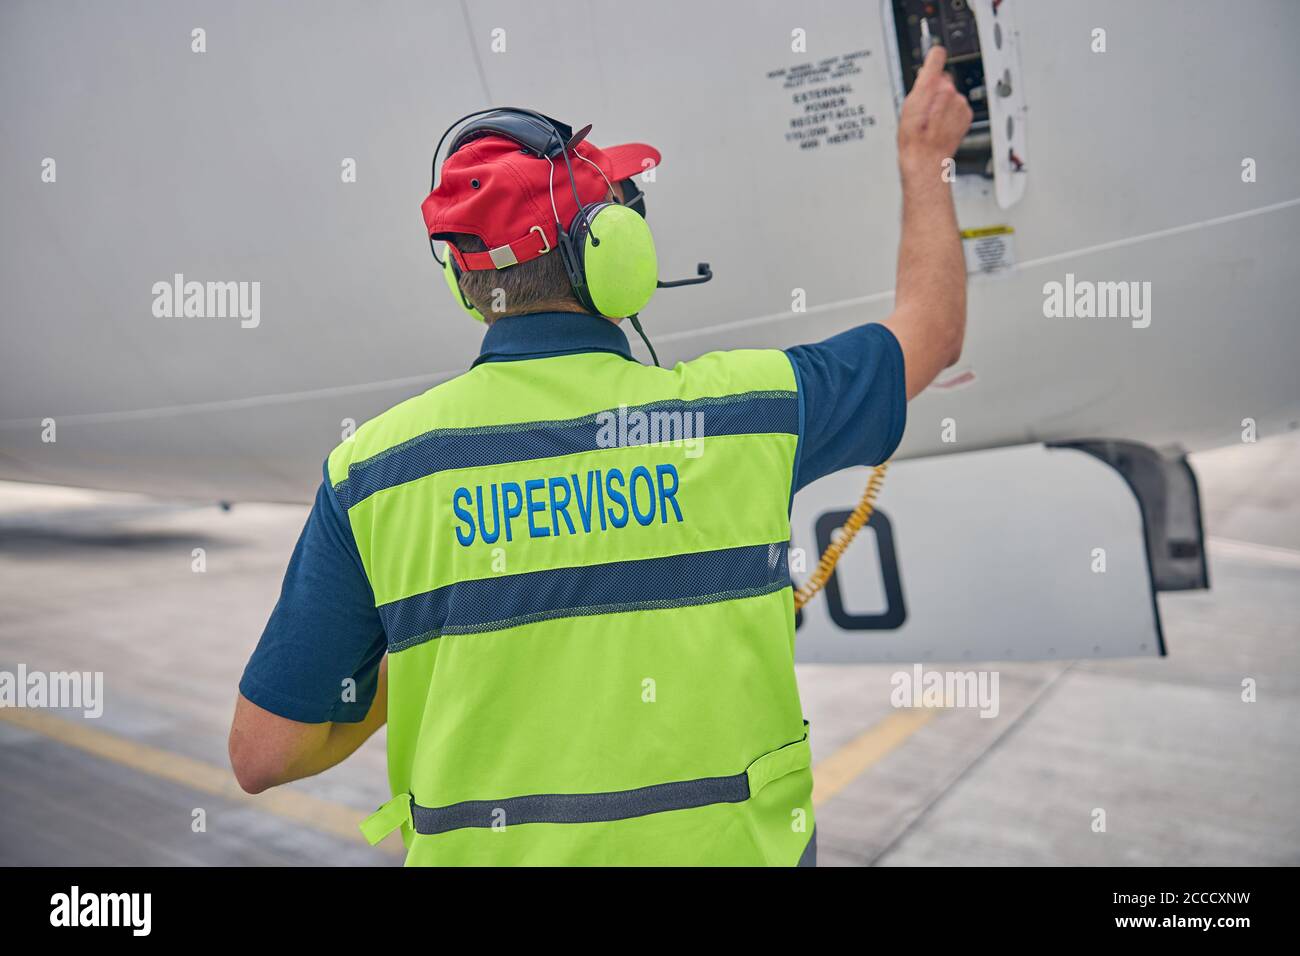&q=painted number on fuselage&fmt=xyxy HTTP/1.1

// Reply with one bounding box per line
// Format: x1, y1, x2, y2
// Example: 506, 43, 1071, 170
795, 509, 907, 632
